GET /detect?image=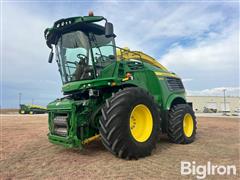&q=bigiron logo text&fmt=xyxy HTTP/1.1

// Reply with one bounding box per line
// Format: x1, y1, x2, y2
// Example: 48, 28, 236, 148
181, 161, 237, 179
